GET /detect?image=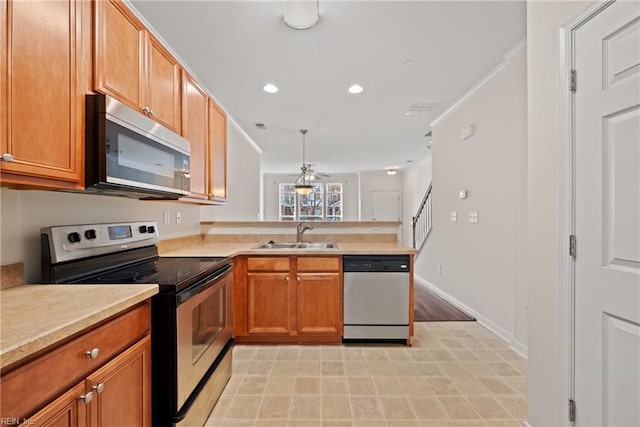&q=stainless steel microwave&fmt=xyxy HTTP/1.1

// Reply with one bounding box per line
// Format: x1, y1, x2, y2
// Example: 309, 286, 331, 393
85, 94, 190, 199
